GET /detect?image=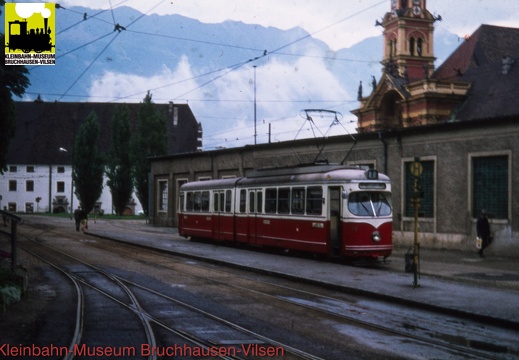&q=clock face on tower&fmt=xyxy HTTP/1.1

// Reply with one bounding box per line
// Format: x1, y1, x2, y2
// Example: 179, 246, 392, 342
413, 0, 421, 16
